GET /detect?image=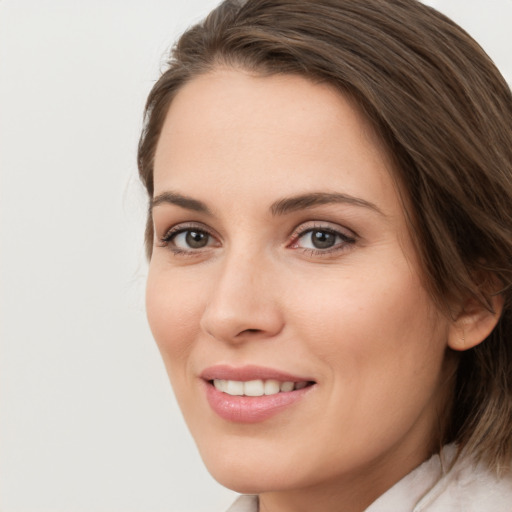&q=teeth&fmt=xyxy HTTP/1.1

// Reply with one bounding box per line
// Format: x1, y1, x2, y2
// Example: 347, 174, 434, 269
213, 379, 225, 392
212, 379, 309, 396
225, 380, 244, 396
264, 379, 280, 395
244, 379, 264, 396
280, 381, 294, 392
